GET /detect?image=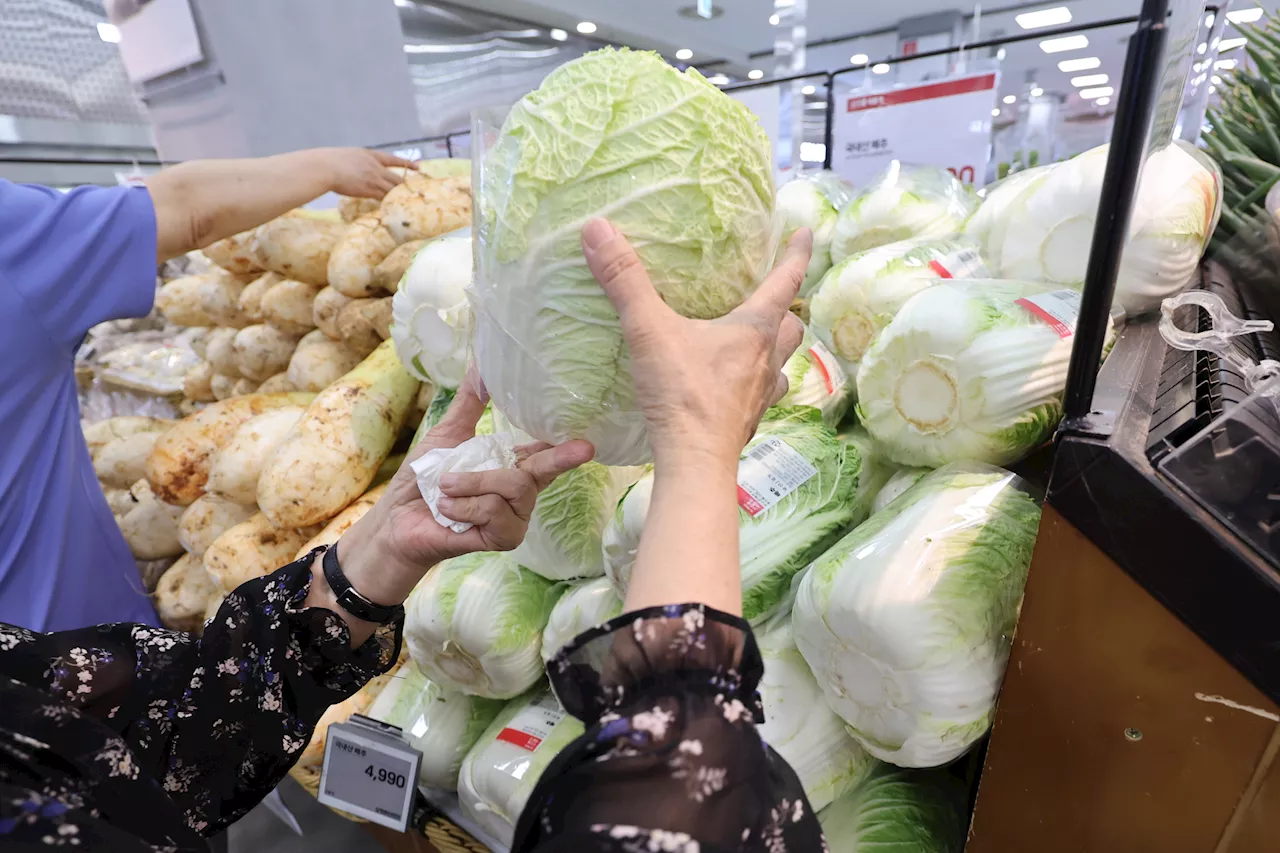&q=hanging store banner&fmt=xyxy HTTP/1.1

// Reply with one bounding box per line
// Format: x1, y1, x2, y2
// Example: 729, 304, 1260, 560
831, 71, 999, 188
